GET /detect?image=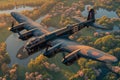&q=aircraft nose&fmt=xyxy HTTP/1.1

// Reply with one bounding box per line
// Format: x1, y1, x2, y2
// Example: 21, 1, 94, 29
16, 46, 29, 59
17, 54, 22, 58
